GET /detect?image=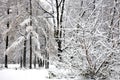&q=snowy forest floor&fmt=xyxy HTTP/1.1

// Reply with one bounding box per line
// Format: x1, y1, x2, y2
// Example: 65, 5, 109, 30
0, 64, 67, 80
0, 69, 48, 80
